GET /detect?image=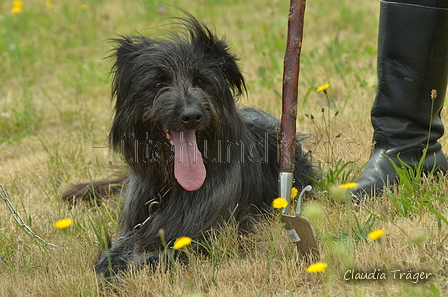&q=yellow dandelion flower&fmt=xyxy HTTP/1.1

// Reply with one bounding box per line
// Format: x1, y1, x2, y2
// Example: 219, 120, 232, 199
173, 236, 192, 249
338, 182, 359, 189
290, 187, 298, 199
54, 218, 73, 229
368, 229, 385, 241
12, 0, 23, 7
80, 4, 88, 10
306, 262, 328, 273
445, 116, 448, 120
45, 0, 53, 8
272, 197, 288, 209
316, 83, 330, 92
11, 6, 21, 13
